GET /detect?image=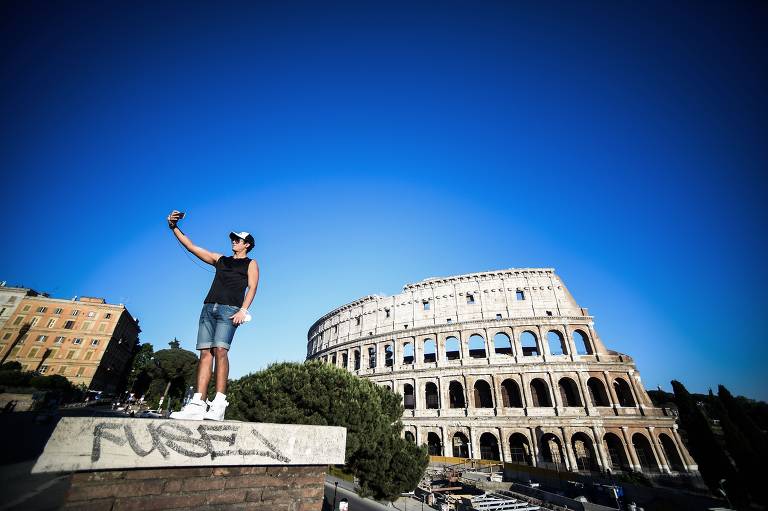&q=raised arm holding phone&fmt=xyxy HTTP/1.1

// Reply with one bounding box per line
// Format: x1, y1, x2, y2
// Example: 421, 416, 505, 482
167, 210, 259, 421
